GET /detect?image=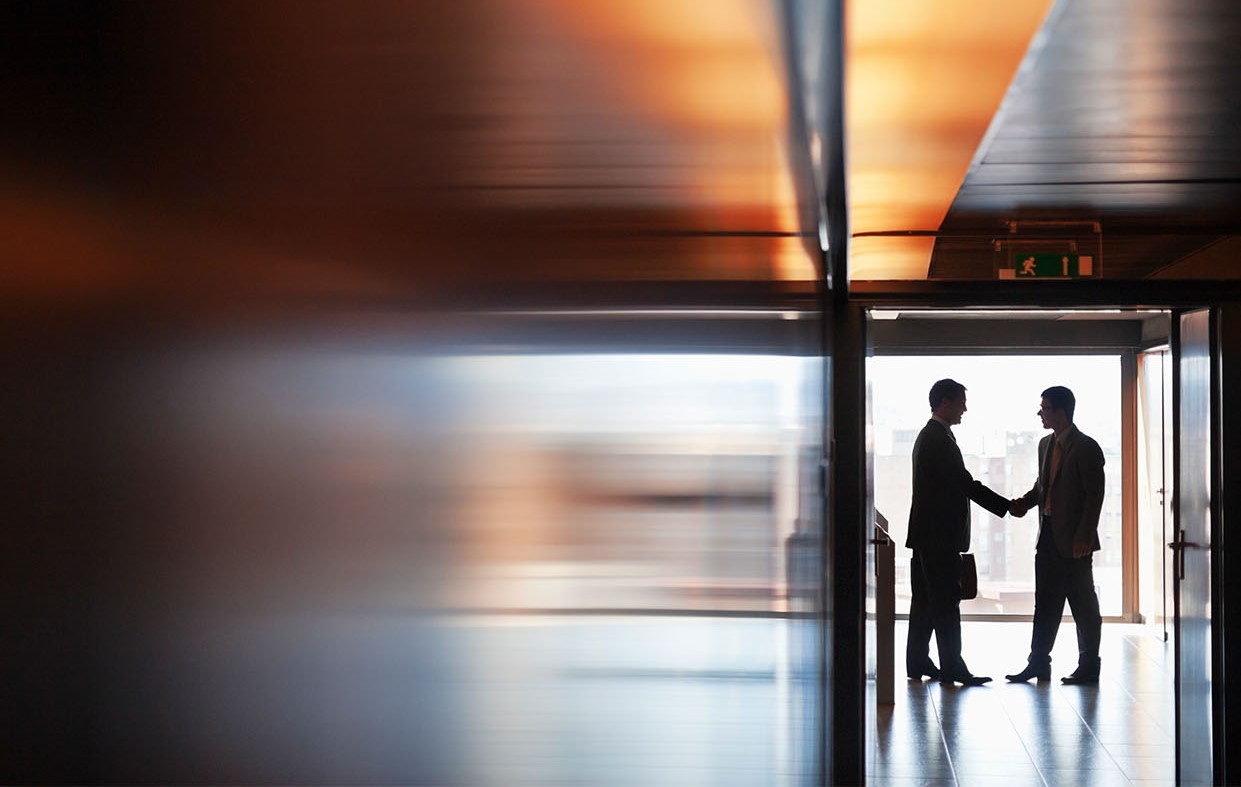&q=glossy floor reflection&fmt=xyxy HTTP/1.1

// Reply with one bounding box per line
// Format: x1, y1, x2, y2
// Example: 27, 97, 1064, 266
453, 615, 820, 786
869, 621, 1175, 786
